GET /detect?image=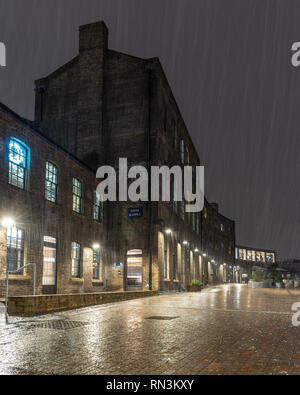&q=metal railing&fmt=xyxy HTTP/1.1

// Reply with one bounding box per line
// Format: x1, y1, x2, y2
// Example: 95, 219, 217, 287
5, 263, 36, 324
